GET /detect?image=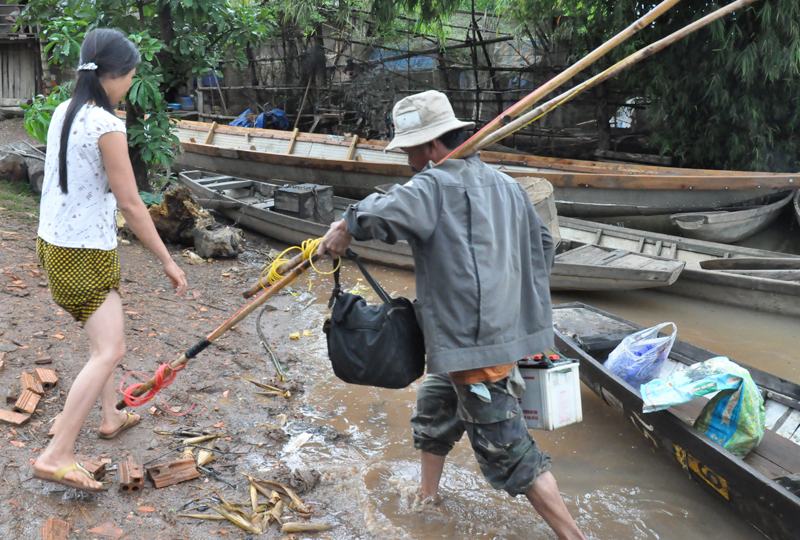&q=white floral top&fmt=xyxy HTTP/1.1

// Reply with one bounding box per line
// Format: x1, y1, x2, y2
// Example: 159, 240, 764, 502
38, 99, 126, 250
